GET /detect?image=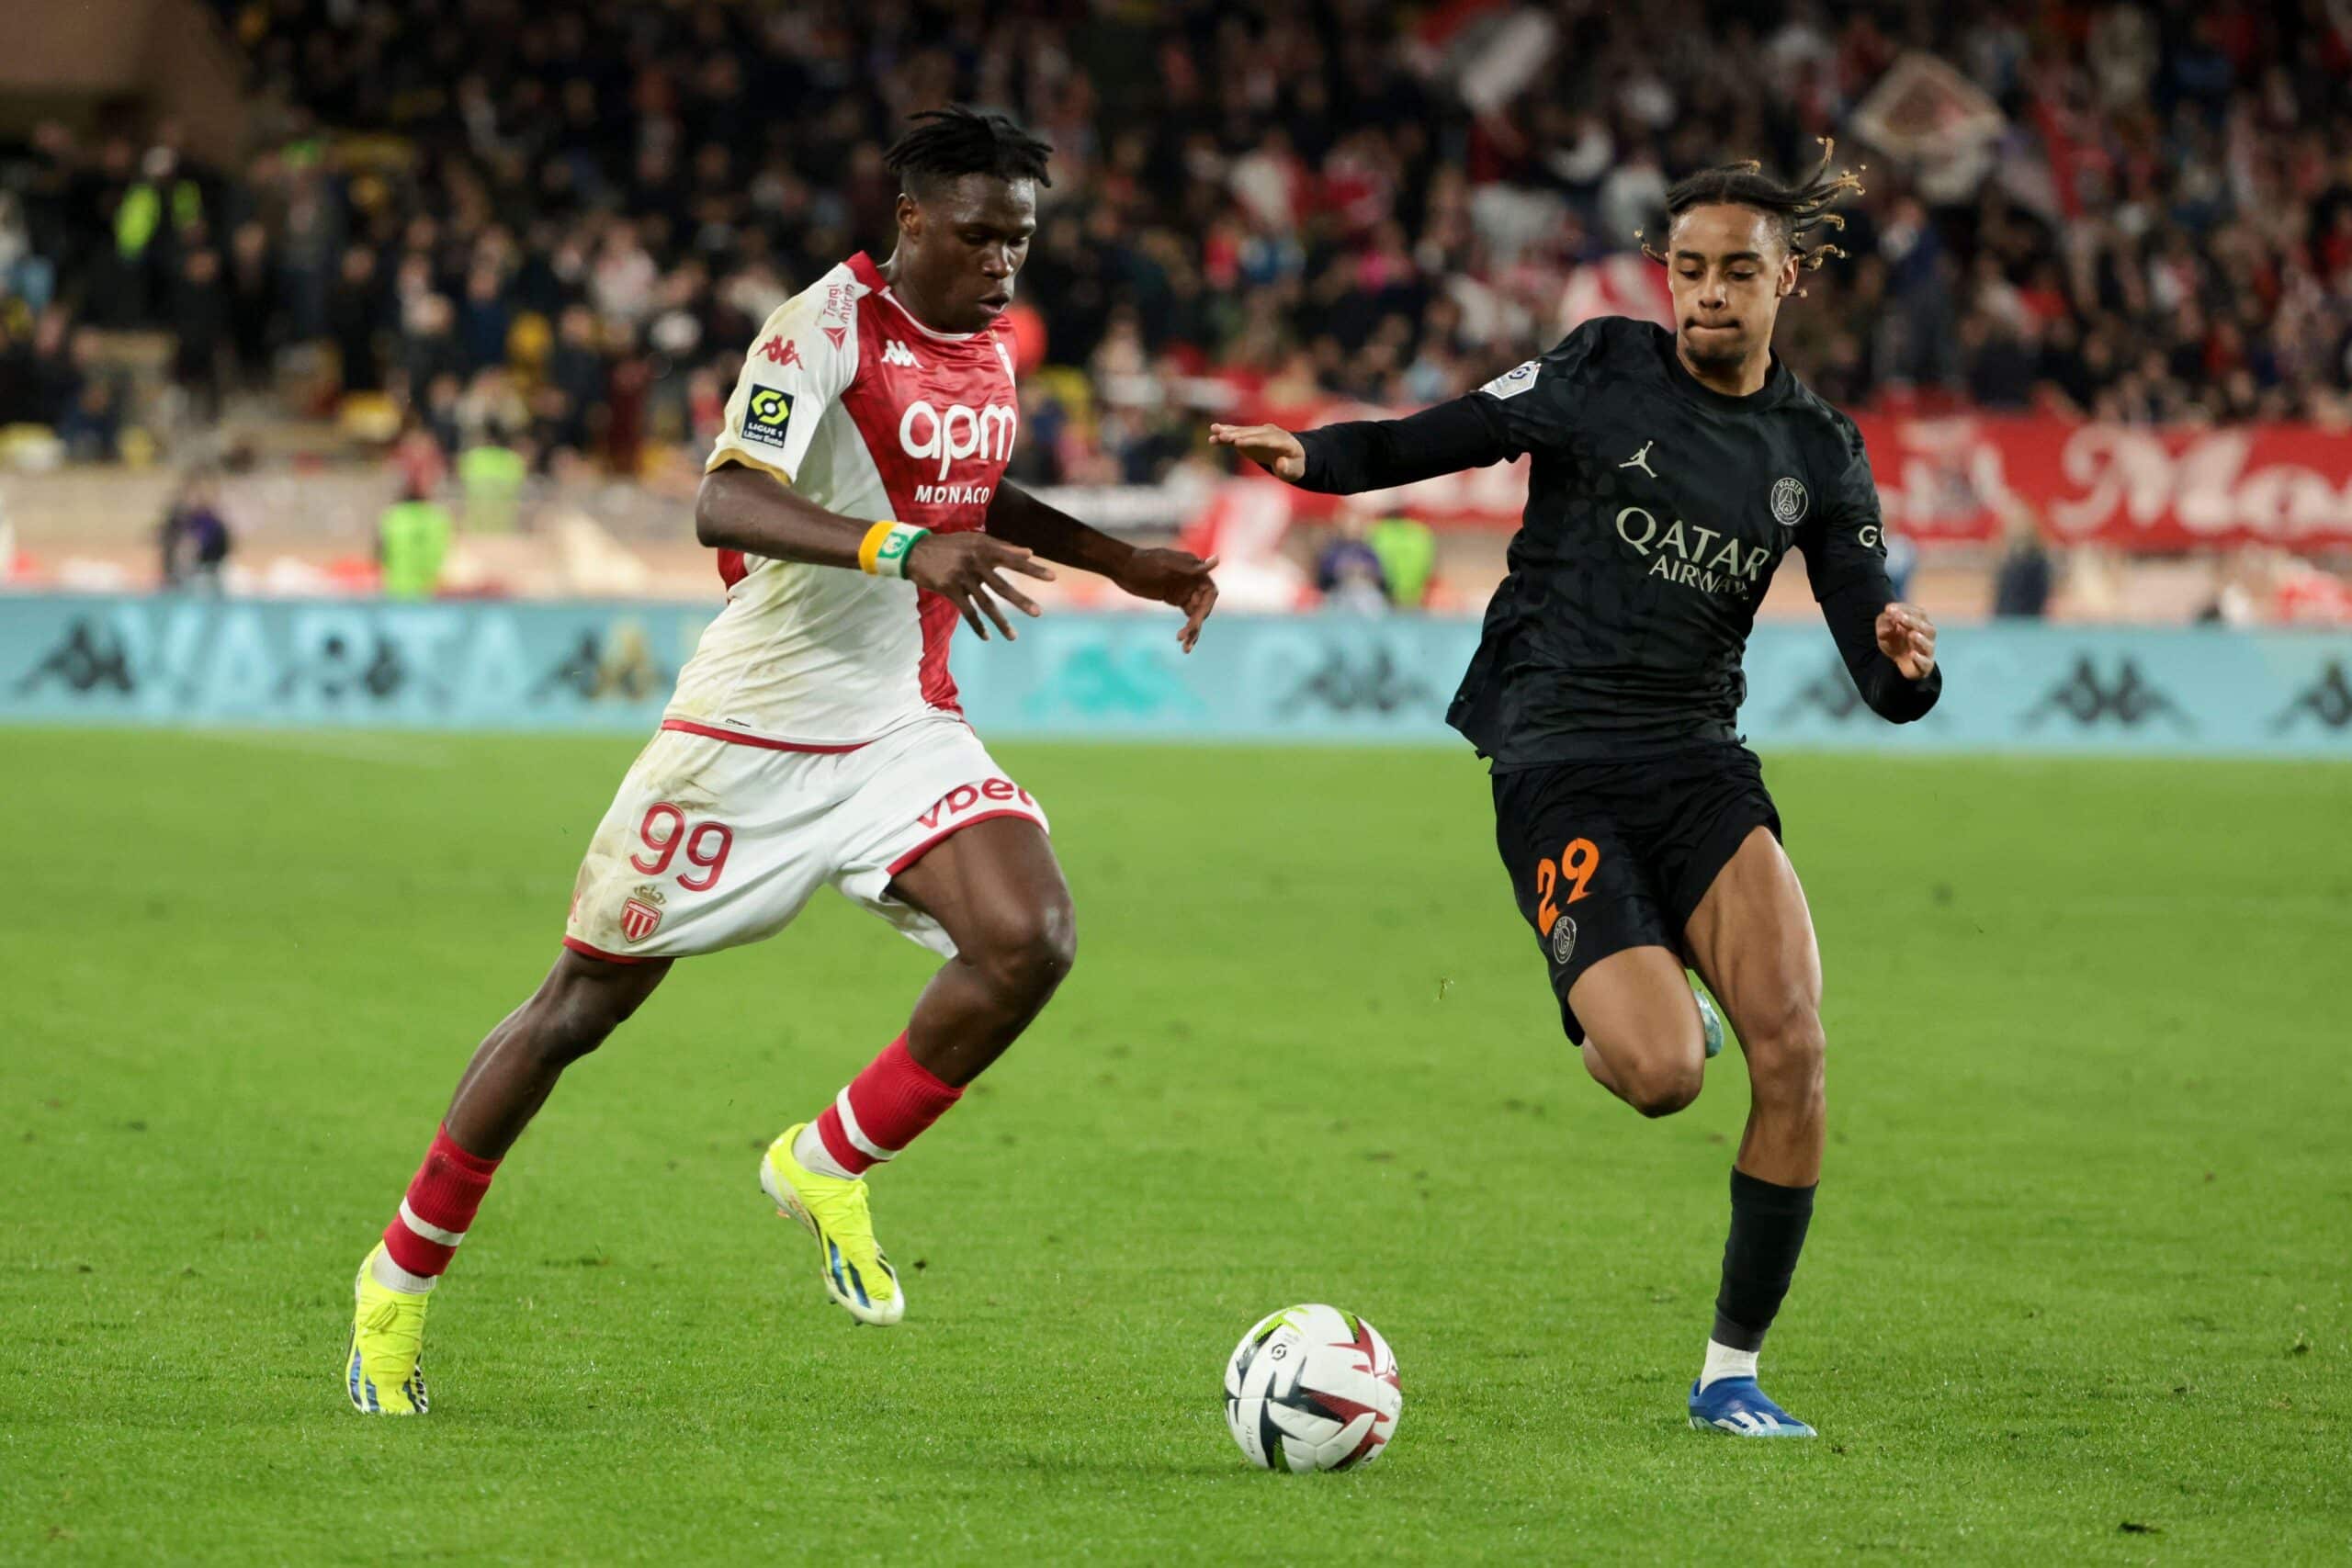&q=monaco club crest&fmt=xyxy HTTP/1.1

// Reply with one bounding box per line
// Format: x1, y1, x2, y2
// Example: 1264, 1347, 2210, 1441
620, 897, 662, 943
